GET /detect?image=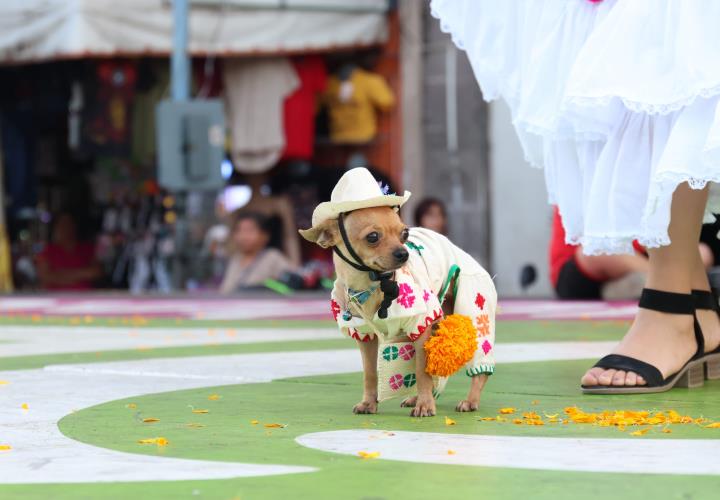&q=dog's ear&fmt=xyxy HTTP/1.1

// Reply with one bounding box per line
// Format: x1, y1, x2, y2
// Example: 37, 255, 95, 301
298, 219, 339, 248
